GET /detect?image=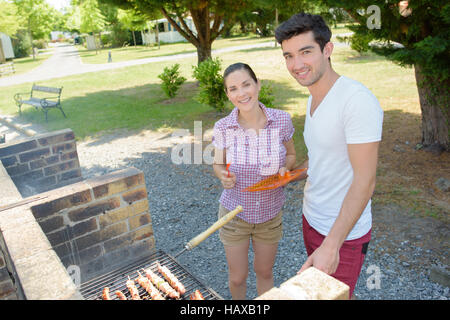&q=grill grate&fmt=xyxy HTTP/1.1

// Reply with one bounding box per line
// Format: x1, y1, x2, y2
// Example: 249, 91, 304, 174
79, 249, 223, 300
